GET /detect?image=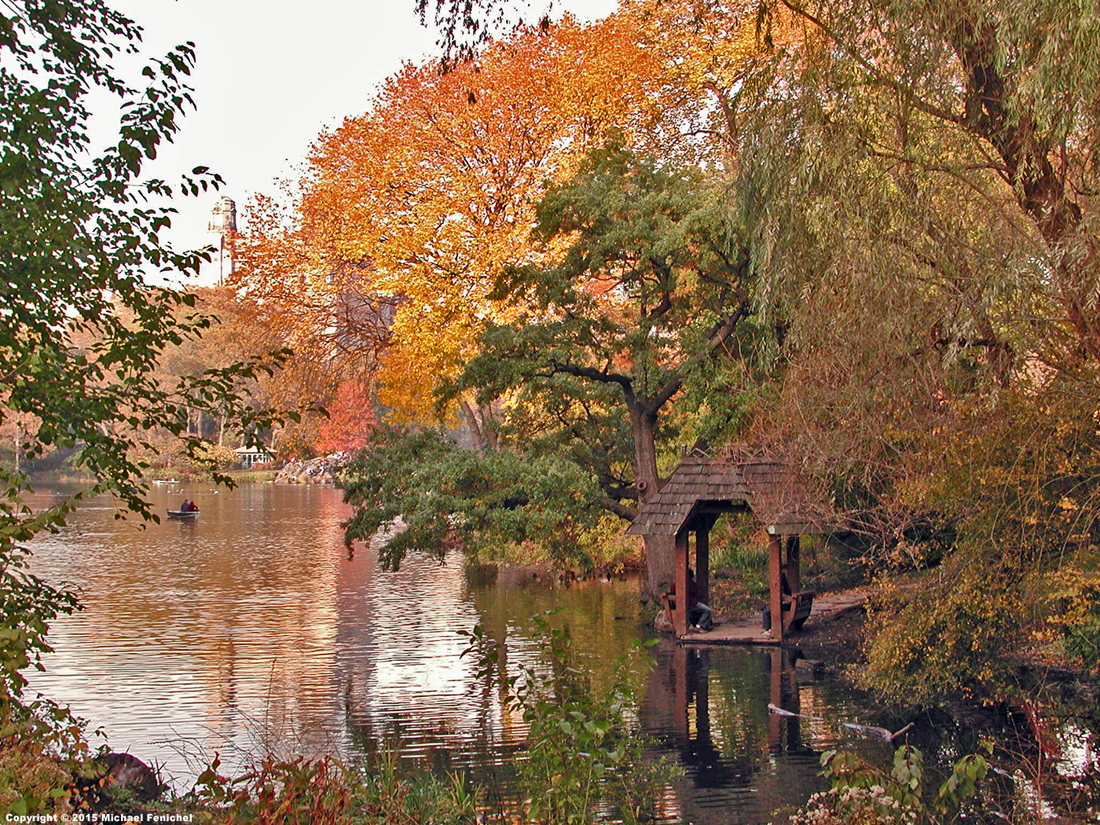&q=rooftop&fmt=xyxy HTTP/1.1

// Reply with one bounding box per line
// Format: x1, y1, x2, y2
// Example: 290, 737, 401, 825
626, 447, 831, 537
